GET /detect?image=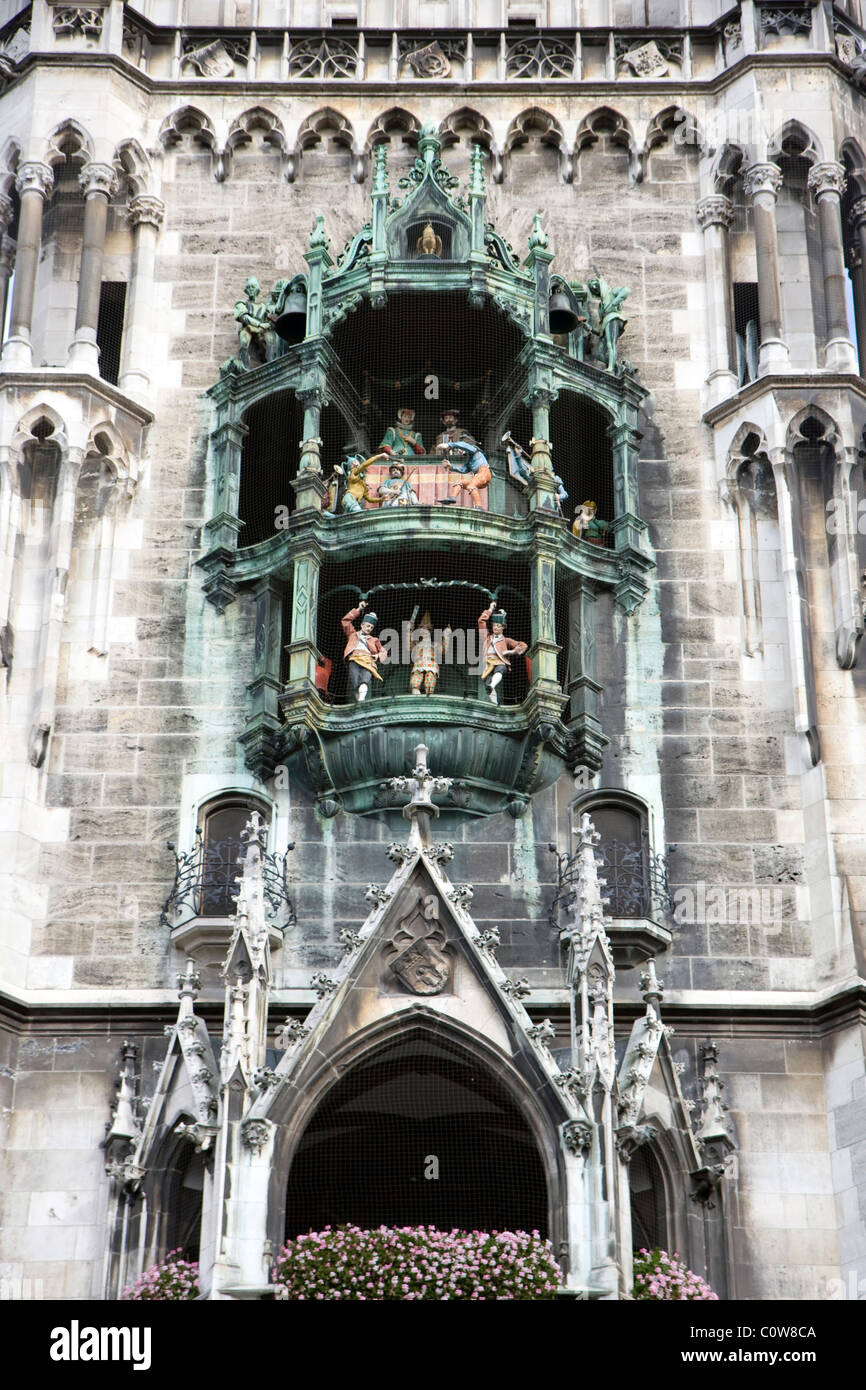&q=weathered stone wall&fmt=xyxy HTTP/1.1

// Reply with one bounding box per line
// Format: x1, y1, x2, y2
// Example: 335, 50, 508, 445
1, 55, 865, 1300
